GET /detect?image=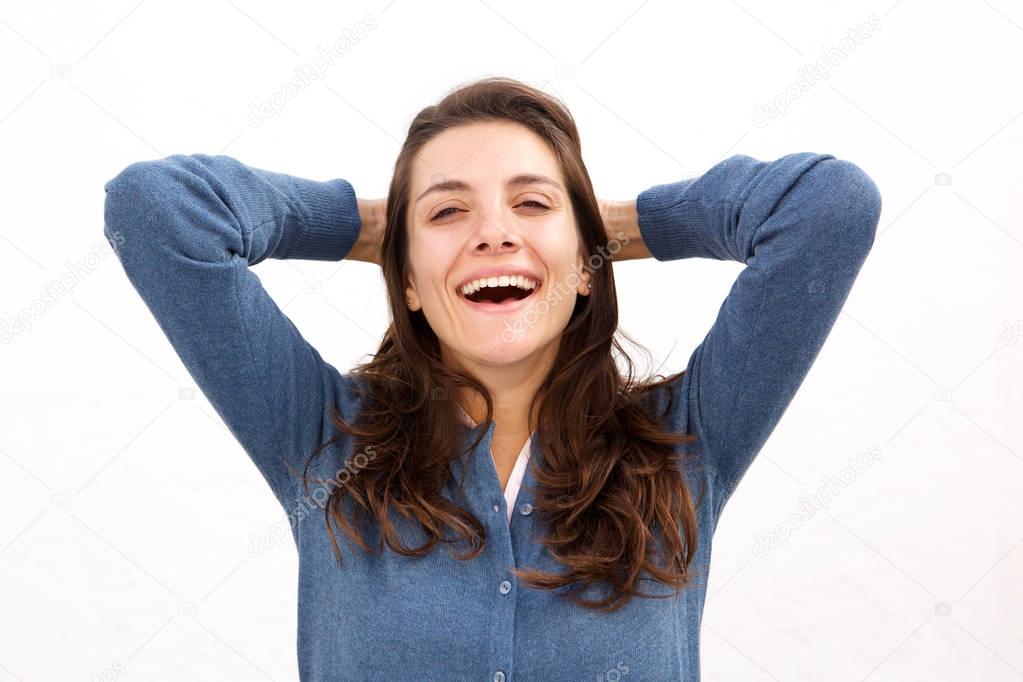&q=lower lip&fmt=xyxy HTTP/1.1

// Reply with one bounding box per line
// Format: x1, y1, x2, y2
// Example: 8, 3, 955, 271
457, 285, 541, 314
